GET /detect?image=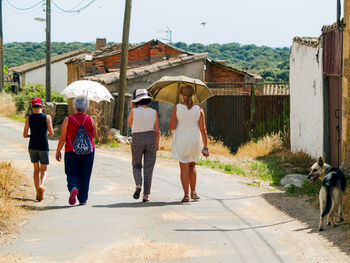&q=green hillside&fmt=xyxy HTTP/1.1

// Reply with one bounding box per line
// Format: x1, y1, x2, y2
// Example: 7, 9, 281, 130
4, 41, 290, 82
173, 42, 290, 82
